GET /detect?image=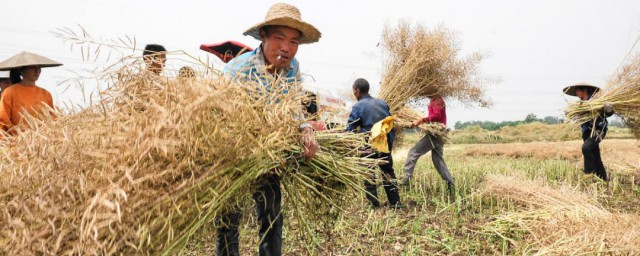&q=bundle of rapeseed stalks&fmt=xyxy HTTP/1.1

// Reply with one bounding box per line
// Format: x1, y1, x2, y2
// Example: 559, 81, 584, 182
378, 21, 489, 113
566, 53, 640, 138
394, 107, 450, 146
0, 52, 374, 255
377, 21, 488, 143
483, 175, 640, 254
